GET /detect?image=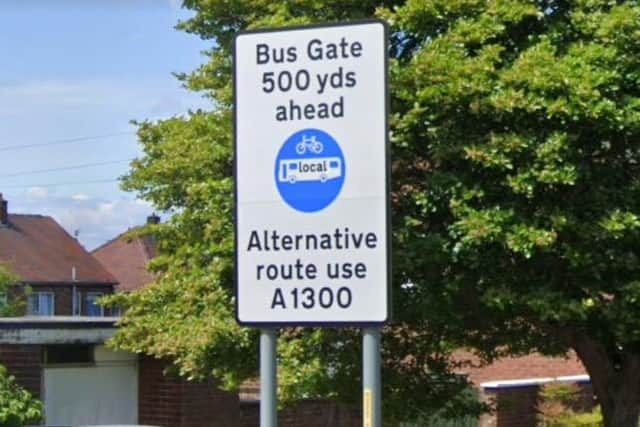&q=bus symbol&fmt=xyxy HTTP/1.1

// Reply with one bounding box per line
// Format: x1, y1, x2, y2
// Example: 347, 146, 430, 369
279, 157, 342, 184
